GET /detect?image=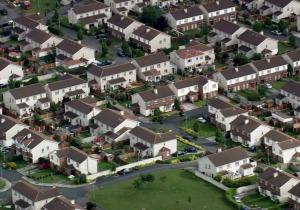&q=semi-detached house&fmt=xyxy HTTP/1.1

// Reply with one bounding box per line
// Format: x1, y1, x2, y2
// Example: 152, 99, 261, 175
278, 80, 300, 109
132, 51, 174, 82
45, 74, 89, 103
87, 62, 136, 92
3, 83, 49, 116
104, 0, 143, 15
107, 14, 143, 41
288, 183, 300, 210
0, 57, 24, 85
42, 196, 84, 210
131, 25, 171, 53
68, 0, 111, 30
213, 63, 257, 92
132, 85, 176, 116
165, 6, 204, 31
283, 48, 300, 76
